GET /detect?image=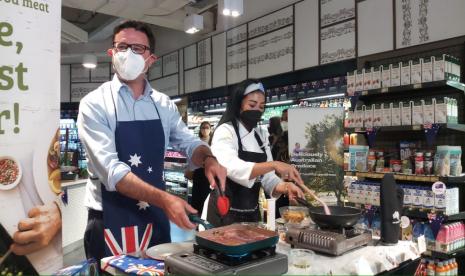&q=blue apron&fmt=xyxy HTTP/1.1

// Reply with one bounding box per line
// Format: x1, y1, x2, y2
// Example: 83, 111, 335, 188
101, 90, 170, 257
